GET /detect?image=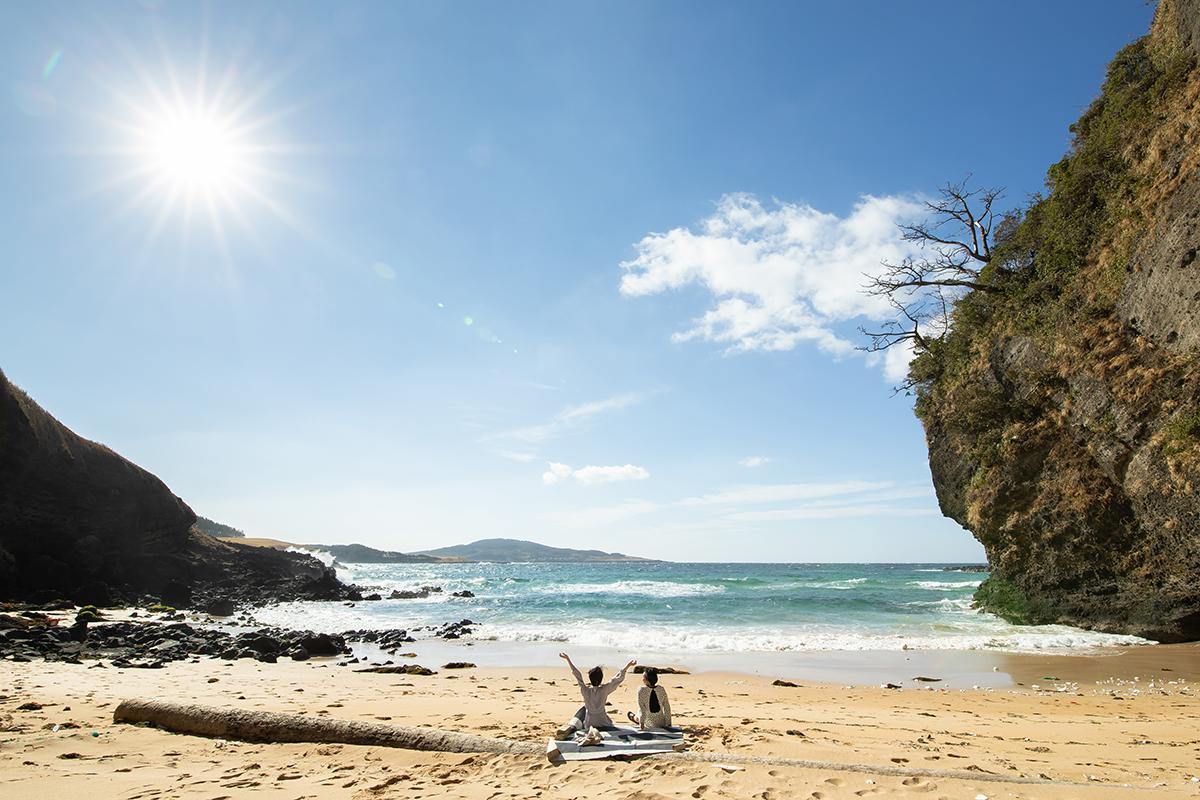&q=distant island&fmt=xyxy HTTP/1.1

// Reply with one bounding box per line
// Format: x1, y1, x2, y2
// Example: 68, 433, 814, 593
418, 537, 652, 563
212, 532, 652, 564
